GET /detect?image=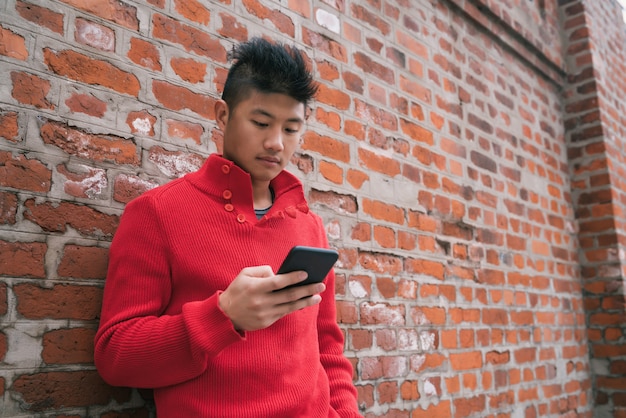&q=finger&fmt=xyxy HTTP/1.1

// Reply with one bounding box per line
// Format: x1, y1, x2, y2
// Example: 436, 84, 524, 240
272, 270, 309, 291
242, 265, 274, 278
280, 293, 323, 314
274, 282, 325, 302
